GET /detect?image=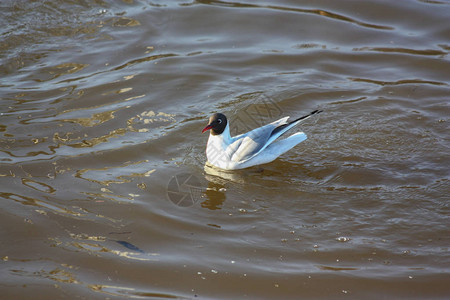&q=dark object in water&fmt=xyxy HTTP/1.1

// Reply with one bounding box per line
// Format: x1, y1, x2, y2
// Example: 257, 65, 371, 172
116, 240, 145, 254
